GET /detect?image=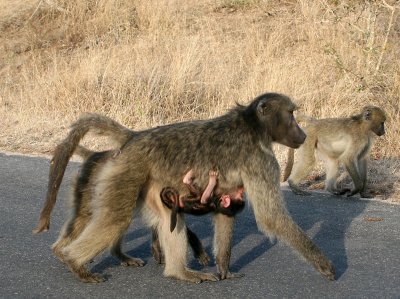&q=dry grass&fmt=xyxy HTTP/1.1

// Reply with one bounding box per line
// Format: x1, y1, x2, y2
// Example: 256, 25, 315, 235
0, 0, 399, 201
